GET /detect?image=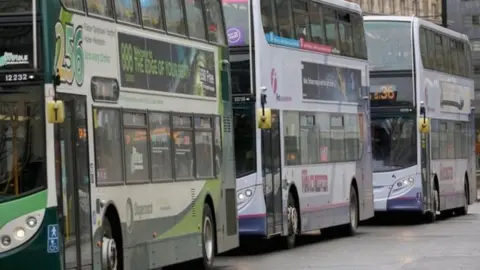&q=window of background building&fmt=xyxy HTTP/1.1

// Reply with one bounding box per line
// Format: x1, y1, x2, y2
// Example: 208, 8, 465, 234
422, 1, 428, 17
474, 65, 480, 74
431, 3, 437, 17
400, 0, 405, 15
473, 15, 480, 26
472, 40, 480, 51
369, 0, 374, 12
